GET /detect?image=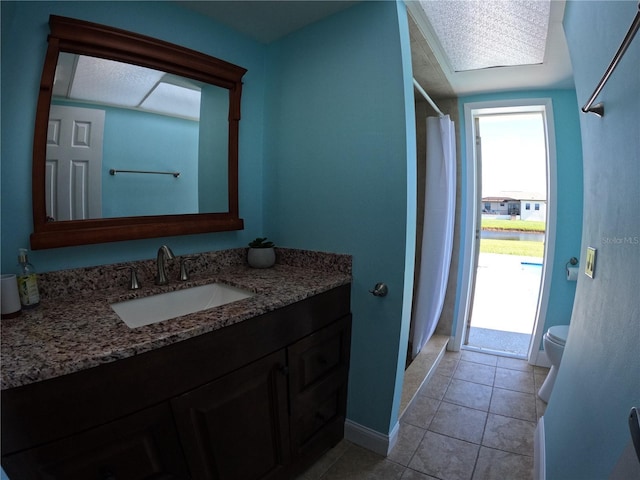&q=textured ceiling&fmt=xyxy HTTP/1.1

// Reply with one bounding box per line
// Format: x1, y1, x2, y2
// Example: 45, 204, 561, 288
418, 0, 551, 72
407, 0, 573, 96
178, 1, 573, 99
